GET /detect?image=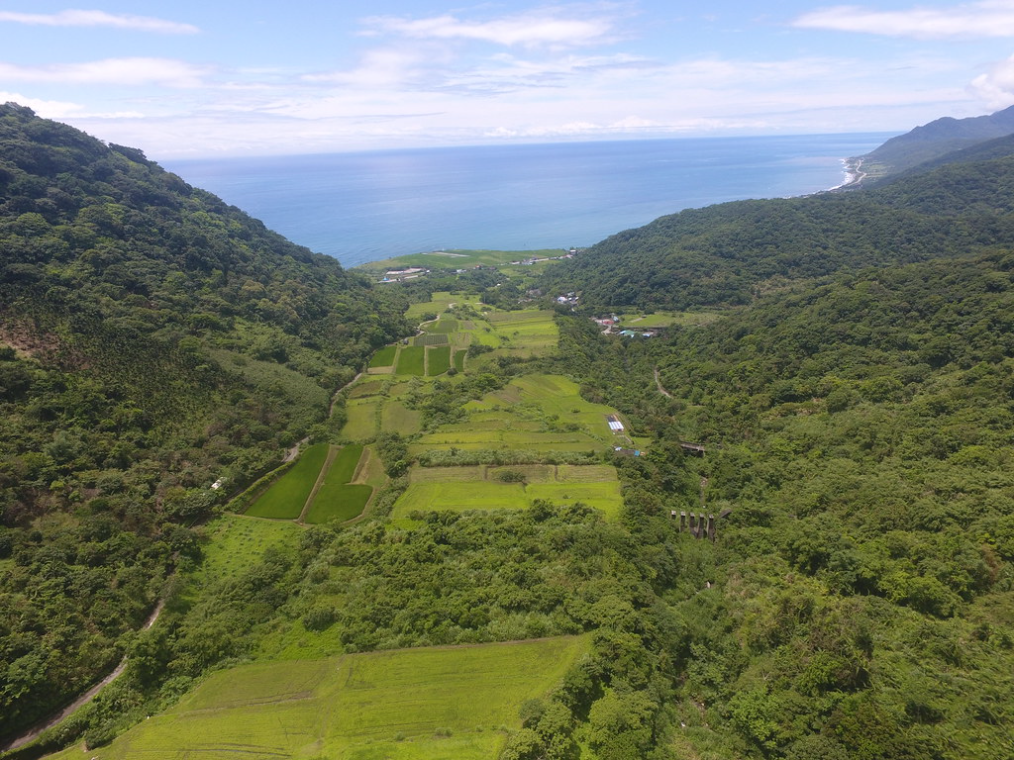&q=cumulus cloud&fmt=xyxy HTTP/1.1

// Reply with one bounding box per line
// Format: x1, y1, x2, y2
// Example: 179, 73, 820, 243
971, 54, 1014, 109
0, 58, 209, 88
793, 1, 1014, 39
0, 91, 84, 118
0, 9, 199, 34
362, 8, 619, 48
